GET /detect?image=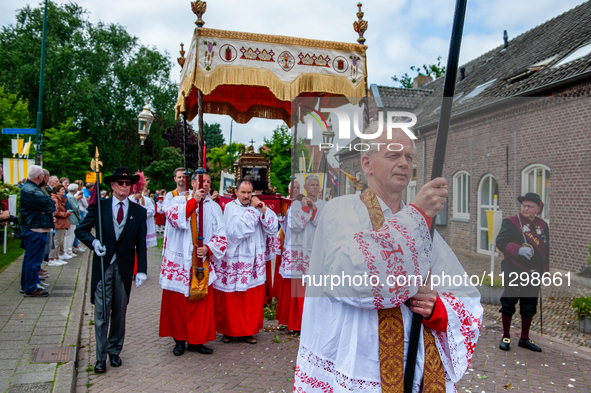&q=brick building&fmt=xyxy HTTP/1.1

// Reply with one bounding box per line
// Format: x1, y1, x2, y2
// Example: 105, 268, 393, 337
338, 2, 591, 272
